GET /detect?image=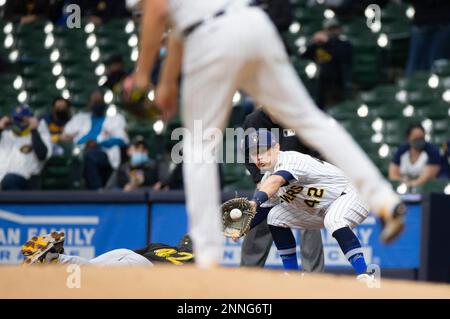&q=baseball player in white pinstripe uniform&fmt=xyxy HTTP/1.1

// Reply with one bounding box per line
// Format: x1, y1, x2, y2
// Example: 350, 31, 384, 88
245, 129, 372, 281
129, 0, 406, 268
